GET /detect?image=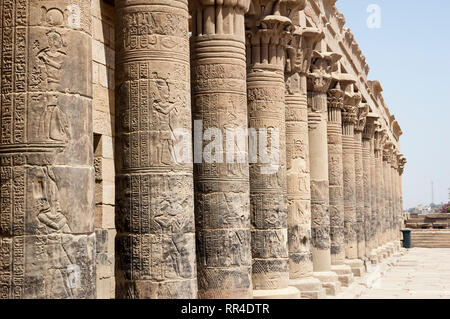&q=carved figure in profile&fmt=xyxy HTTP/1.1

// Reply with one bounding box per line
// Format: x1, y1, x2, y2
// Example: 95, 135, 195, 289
35, 29, 67, 91
34, 166, 74, 298
154, 196, 190, 279
152, 79, 184, 165
38, 93, 70, 143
